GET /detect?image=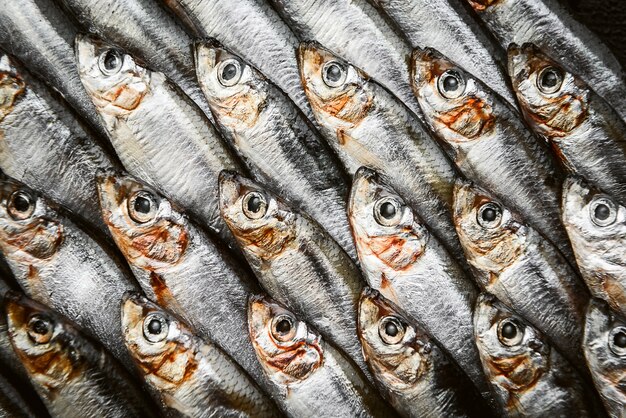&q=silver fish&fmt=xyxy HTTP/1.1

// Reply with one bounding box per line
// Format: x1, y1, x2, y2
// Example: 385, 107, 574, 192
453, 179, 589, 369
465, 0, 626, 122
218, 171, 369, 380
371, 0, 515, 107
121, 292, 280, 418
298, 42, 466, 265
584, 299, 626, 418
248, 295, 390, 418
0, 369, 39, 418
0, 51, 118, 236
508, 43, 626, 207
562, 177, 626, 319
358, 288, 493, 418
347, 167, 490, 400
75, 34, 242, 247
474, 293, 600, 417
5, 292, 158, 418
194, 40, 356, 260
